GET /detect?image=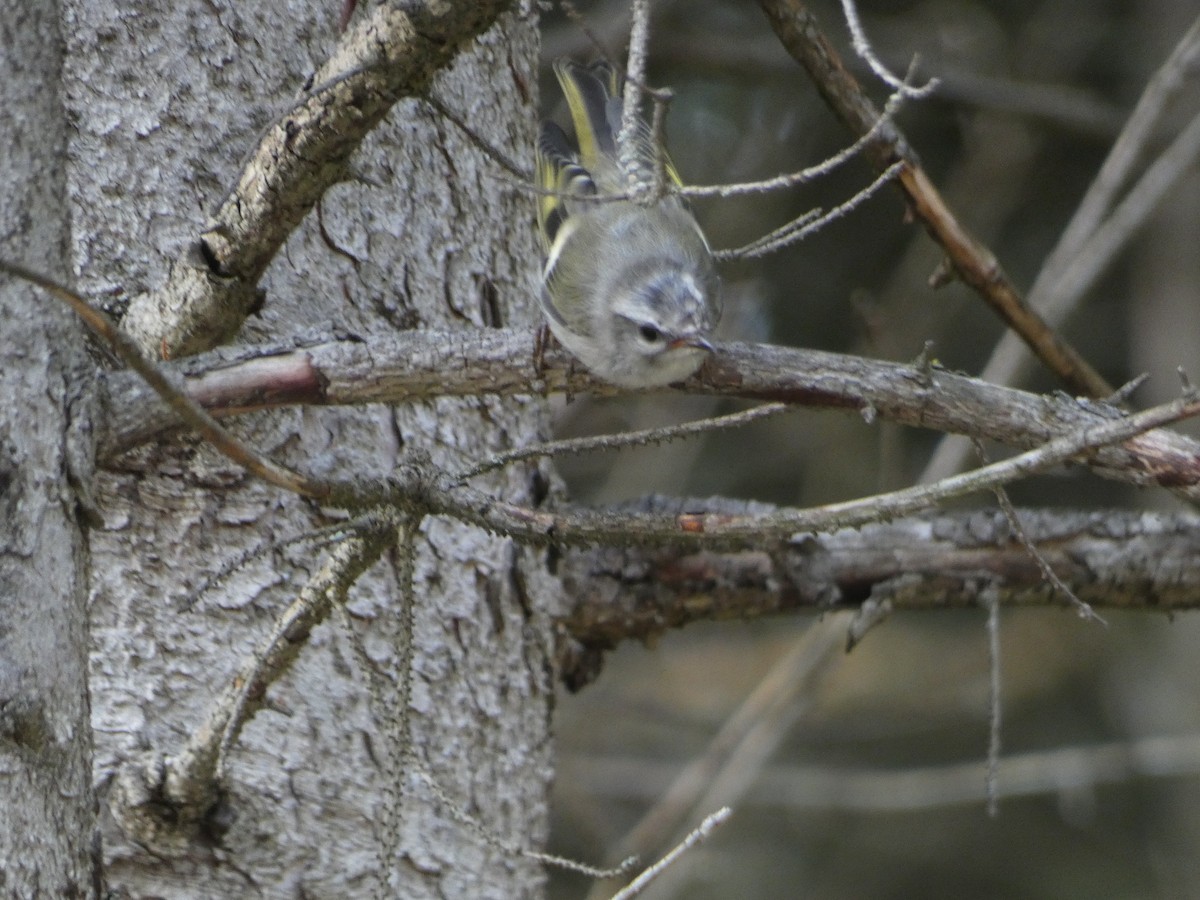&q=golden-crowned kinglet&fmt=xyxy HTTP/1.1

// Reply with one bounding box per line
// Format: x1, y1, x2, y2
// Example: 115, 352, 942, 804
536, 59, 721, 387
